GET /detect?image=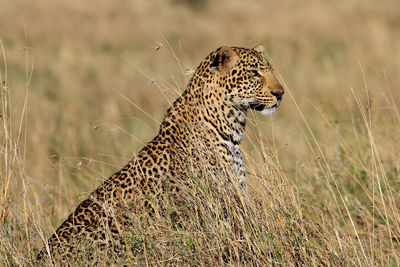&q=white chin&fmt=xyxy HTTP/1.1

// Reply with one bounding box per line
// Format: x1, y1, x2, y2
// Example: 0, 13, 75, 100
259, 106, 277, 116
